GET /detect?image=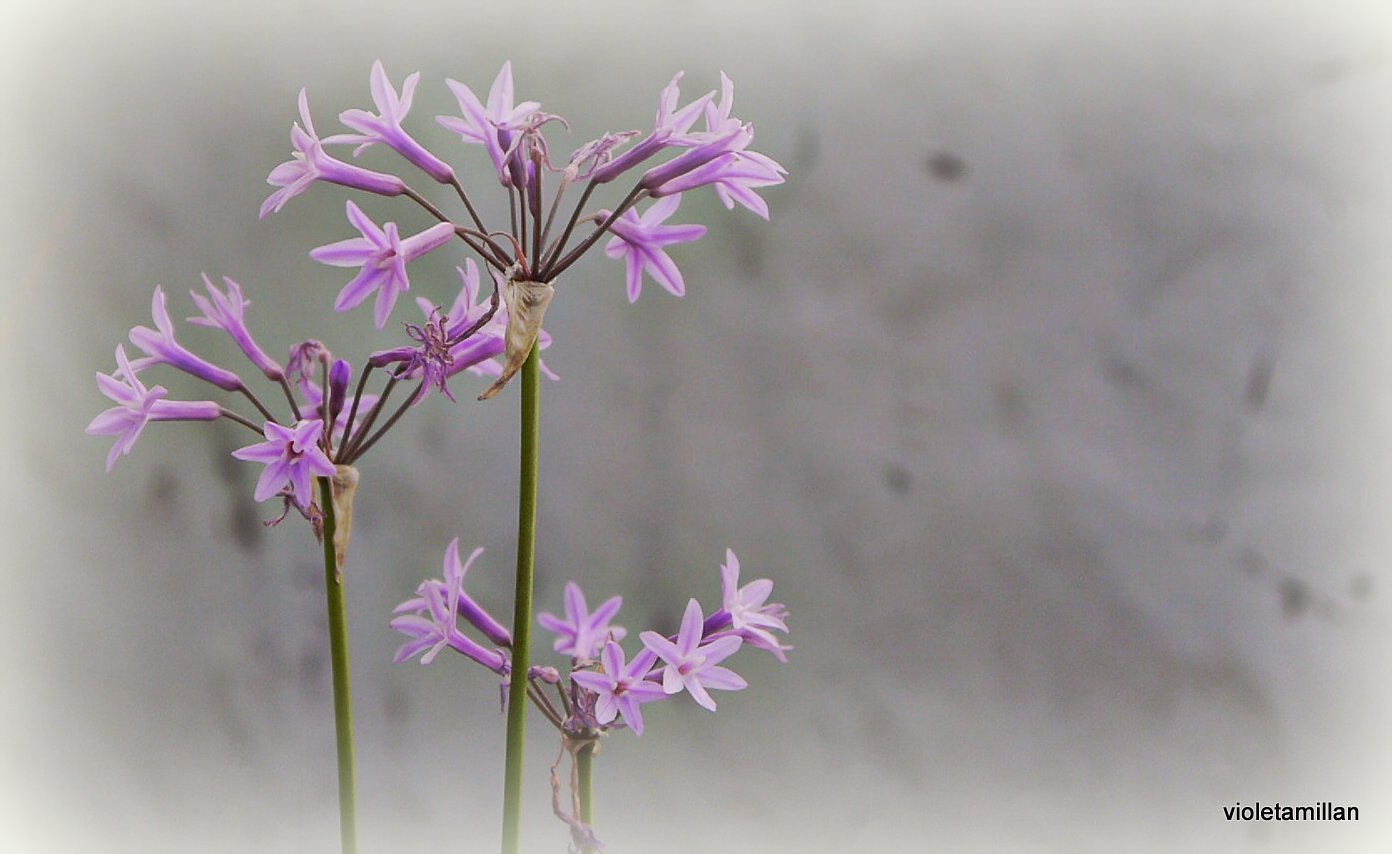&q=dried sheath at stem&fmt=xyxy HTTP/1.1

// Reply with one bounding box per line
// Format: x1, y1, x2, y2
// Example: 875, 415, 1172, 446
331, 465, 360, 580
479, 278, 555, 401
